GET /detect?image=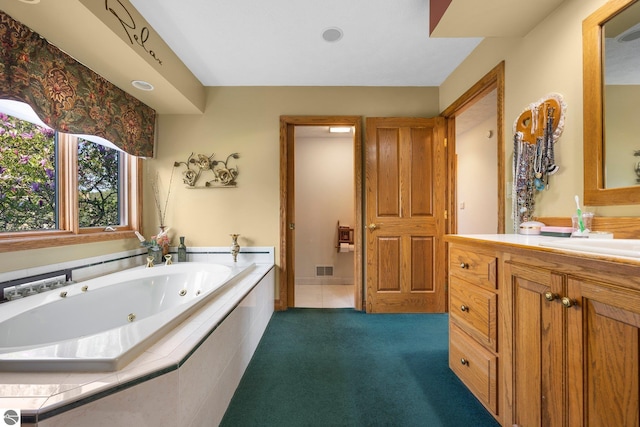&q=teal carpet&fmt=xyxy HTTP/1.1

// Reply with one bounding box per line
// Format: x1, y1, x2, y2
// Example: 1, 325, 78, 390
220, 309, 500, 427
